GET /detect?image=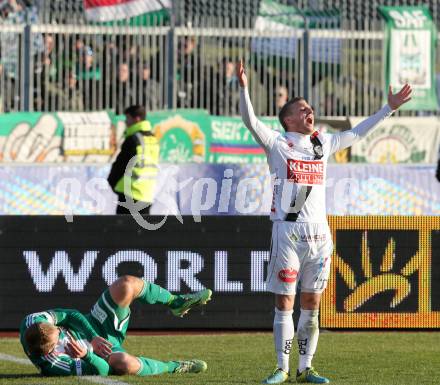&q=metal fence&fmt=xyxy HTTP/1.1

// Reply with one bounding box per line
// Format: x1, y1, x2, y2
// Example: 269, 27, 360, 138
27, 24, 169, 114
0, 24, 24, 112
0, 4, 439, 117
1, 23, 439, 117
